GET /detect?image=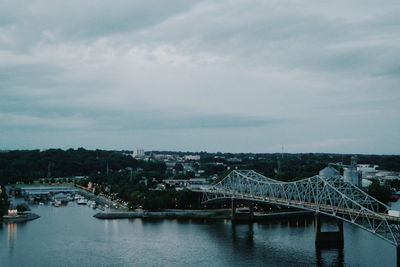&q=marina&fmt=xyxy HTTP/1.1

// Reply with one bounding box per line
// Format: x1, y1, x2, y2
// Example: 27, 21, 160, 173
4, 185, 122, 213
